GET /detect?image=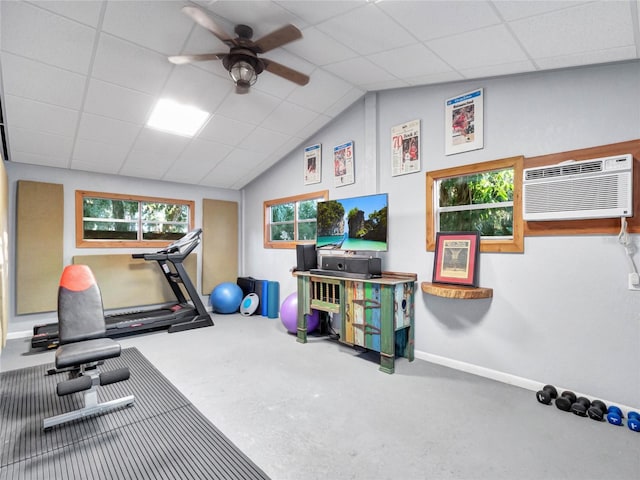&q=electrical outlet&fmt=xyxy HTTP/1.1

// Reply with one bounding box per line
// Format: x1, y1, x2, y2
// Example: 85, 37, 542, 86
629, 273, 640, 290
